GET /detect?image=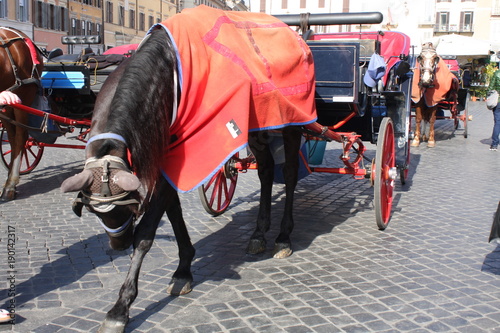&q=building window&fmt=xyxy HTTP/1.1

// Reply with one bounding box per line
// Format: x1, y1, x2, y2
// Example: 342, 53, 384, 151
17, 0, 29, 22
118, 5, 125, 26
106, 1, 113, 24
436, 12, 449, 32
460, 11, 473, 32
71, 18, 78, 35
300, 0, 306, 8
282, 0, 287, 9
61, 7, 68, 32
148, 15, 154, 28
319, 0, 325, 8
139, 13, 145, 31
129, 9, 135, 29
0, 0, 5, 18
494, 0, 500, 16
